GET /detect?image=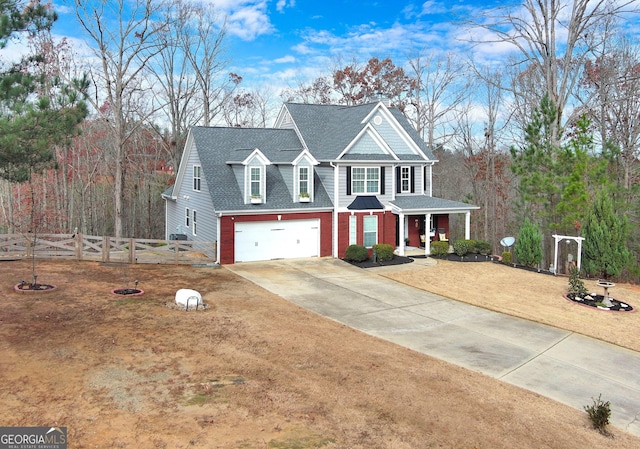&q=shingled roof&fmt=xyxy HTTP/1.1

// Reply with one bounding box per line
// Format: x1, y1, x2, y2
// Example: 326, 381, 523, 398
283, 102, 437, 161
190, 126, 333, 212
